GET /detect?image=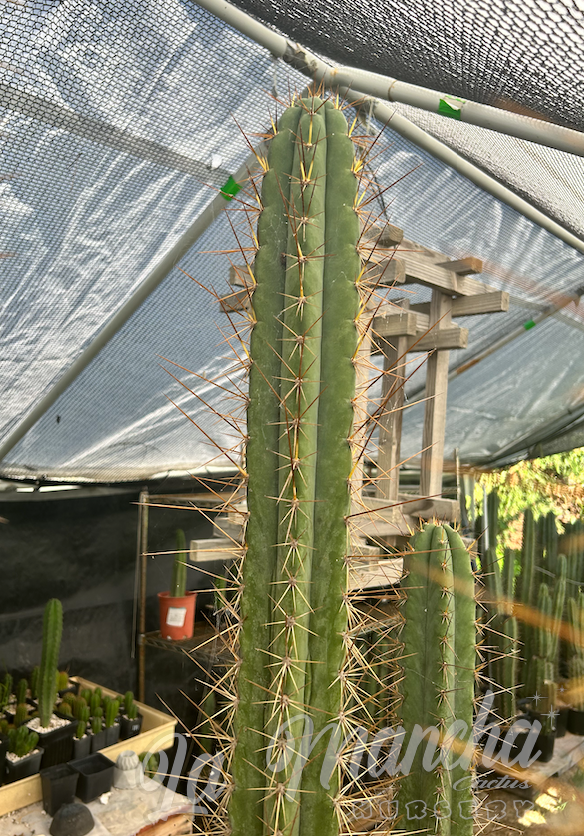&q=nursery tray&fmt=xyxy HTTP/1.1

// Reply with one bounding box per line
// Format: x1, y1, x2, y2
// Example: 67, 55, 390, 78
0, 677, 176, 816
